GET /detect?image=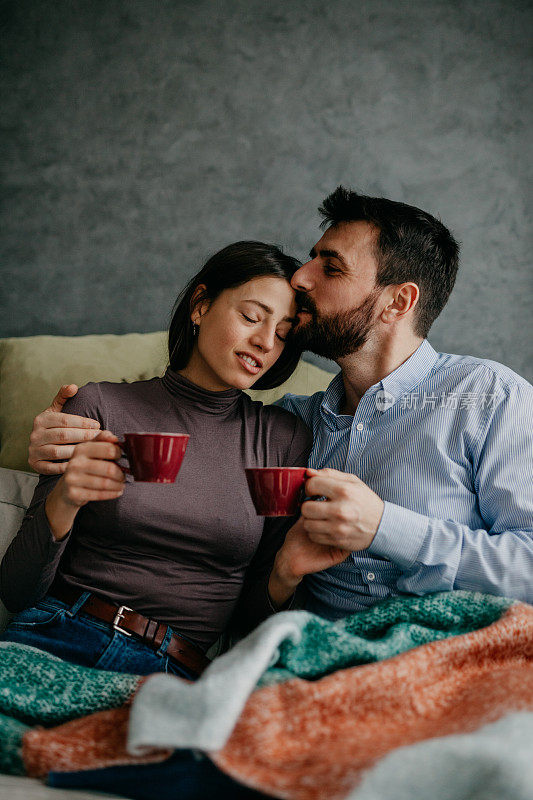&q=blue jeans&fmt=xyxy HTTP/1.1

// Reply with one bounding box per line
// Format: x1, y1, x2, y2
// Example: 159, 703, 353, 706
2, 594, 198, 679
48, 749, 270, 799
